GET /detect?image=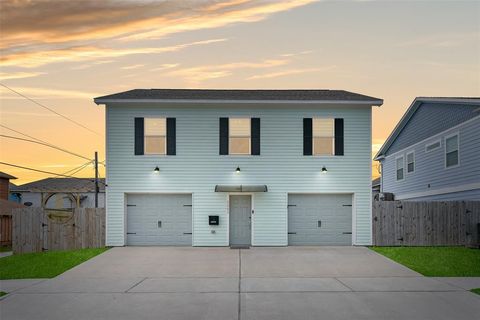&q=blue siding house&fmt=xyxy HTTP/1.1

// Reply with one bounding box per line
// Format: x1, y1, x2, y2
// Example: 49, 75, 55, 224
374, 97, 480, 201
